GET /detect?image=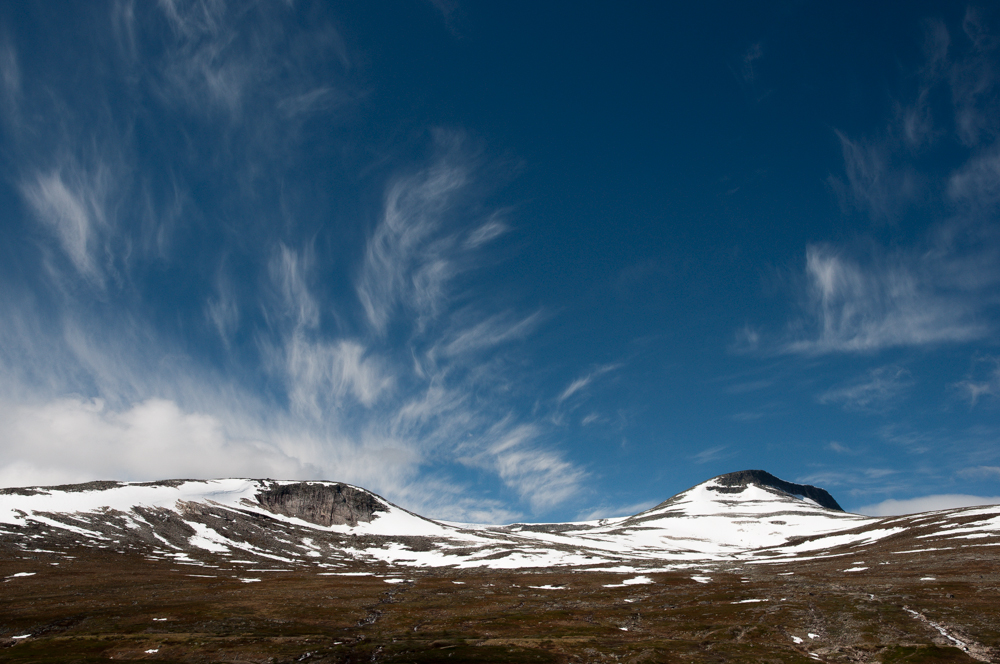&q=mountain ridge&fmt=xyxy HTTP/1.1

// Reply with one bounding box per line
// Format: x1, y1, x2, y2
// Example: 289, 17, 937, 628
0, 469, 843, 521
3, 471, 1000, 662
2, 470, 998, 573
